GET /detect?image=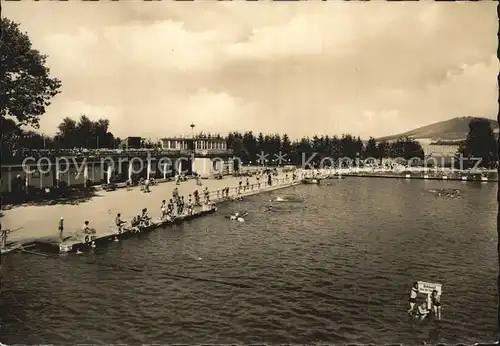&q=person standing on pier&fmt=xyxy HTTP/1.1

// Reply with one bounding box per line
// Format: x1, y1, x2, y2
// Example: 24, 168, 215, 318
256, 175, 260, 188
180, 196, 185, 215
204, 187, 210, 204
176, 197, 182, 215
58, 217, 64, 241
246, 178, 250, 191
187, 196, 194, 215
193, 189, 200, 206
160, 200, 167, 219
238, 180, 242, 194
168, 199, 174, 214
